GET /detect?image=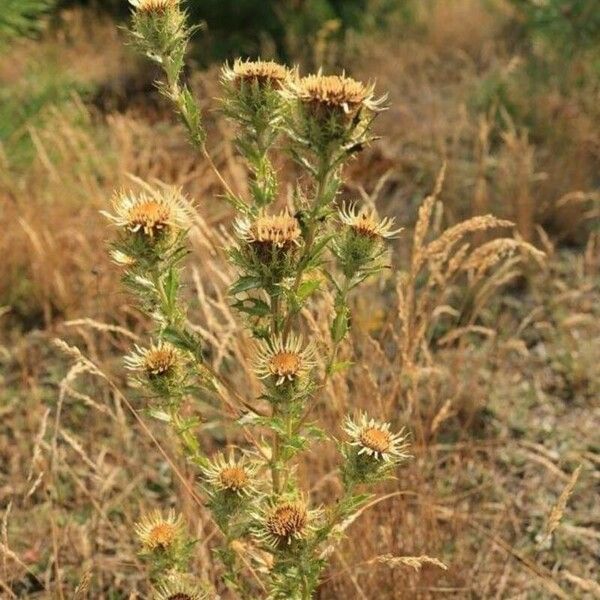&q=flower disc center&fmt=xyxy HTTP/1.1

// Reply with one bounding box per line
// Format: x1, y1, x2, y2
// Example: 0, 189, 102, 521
219, 467, 249, 491
269, 352, 301, 377
360, 427, 391, 454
